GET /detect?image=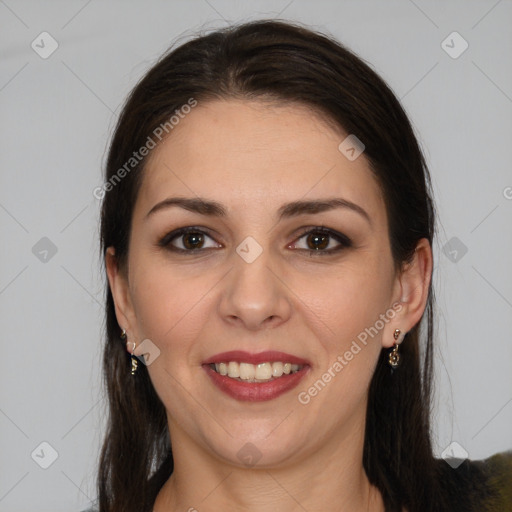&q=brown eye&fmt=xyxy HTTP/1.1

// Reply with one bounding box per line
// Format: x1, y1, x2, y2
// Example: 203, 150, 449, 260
181, 232, 205, 250
305, 232, 330, 251
291, 227, 352, 255
158, 227, 220, 253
